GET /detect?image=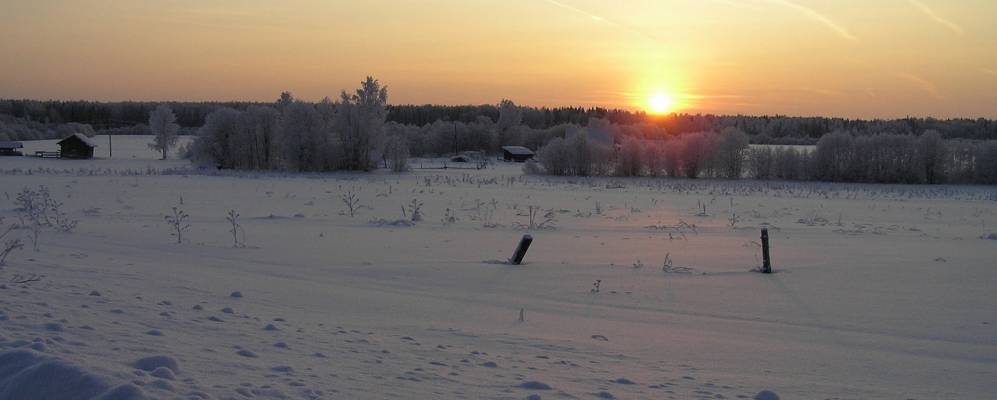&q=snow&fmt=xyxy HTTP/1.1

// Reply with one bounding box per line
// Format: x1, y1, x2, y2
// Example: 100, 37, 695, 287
0, 135, 995, 399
